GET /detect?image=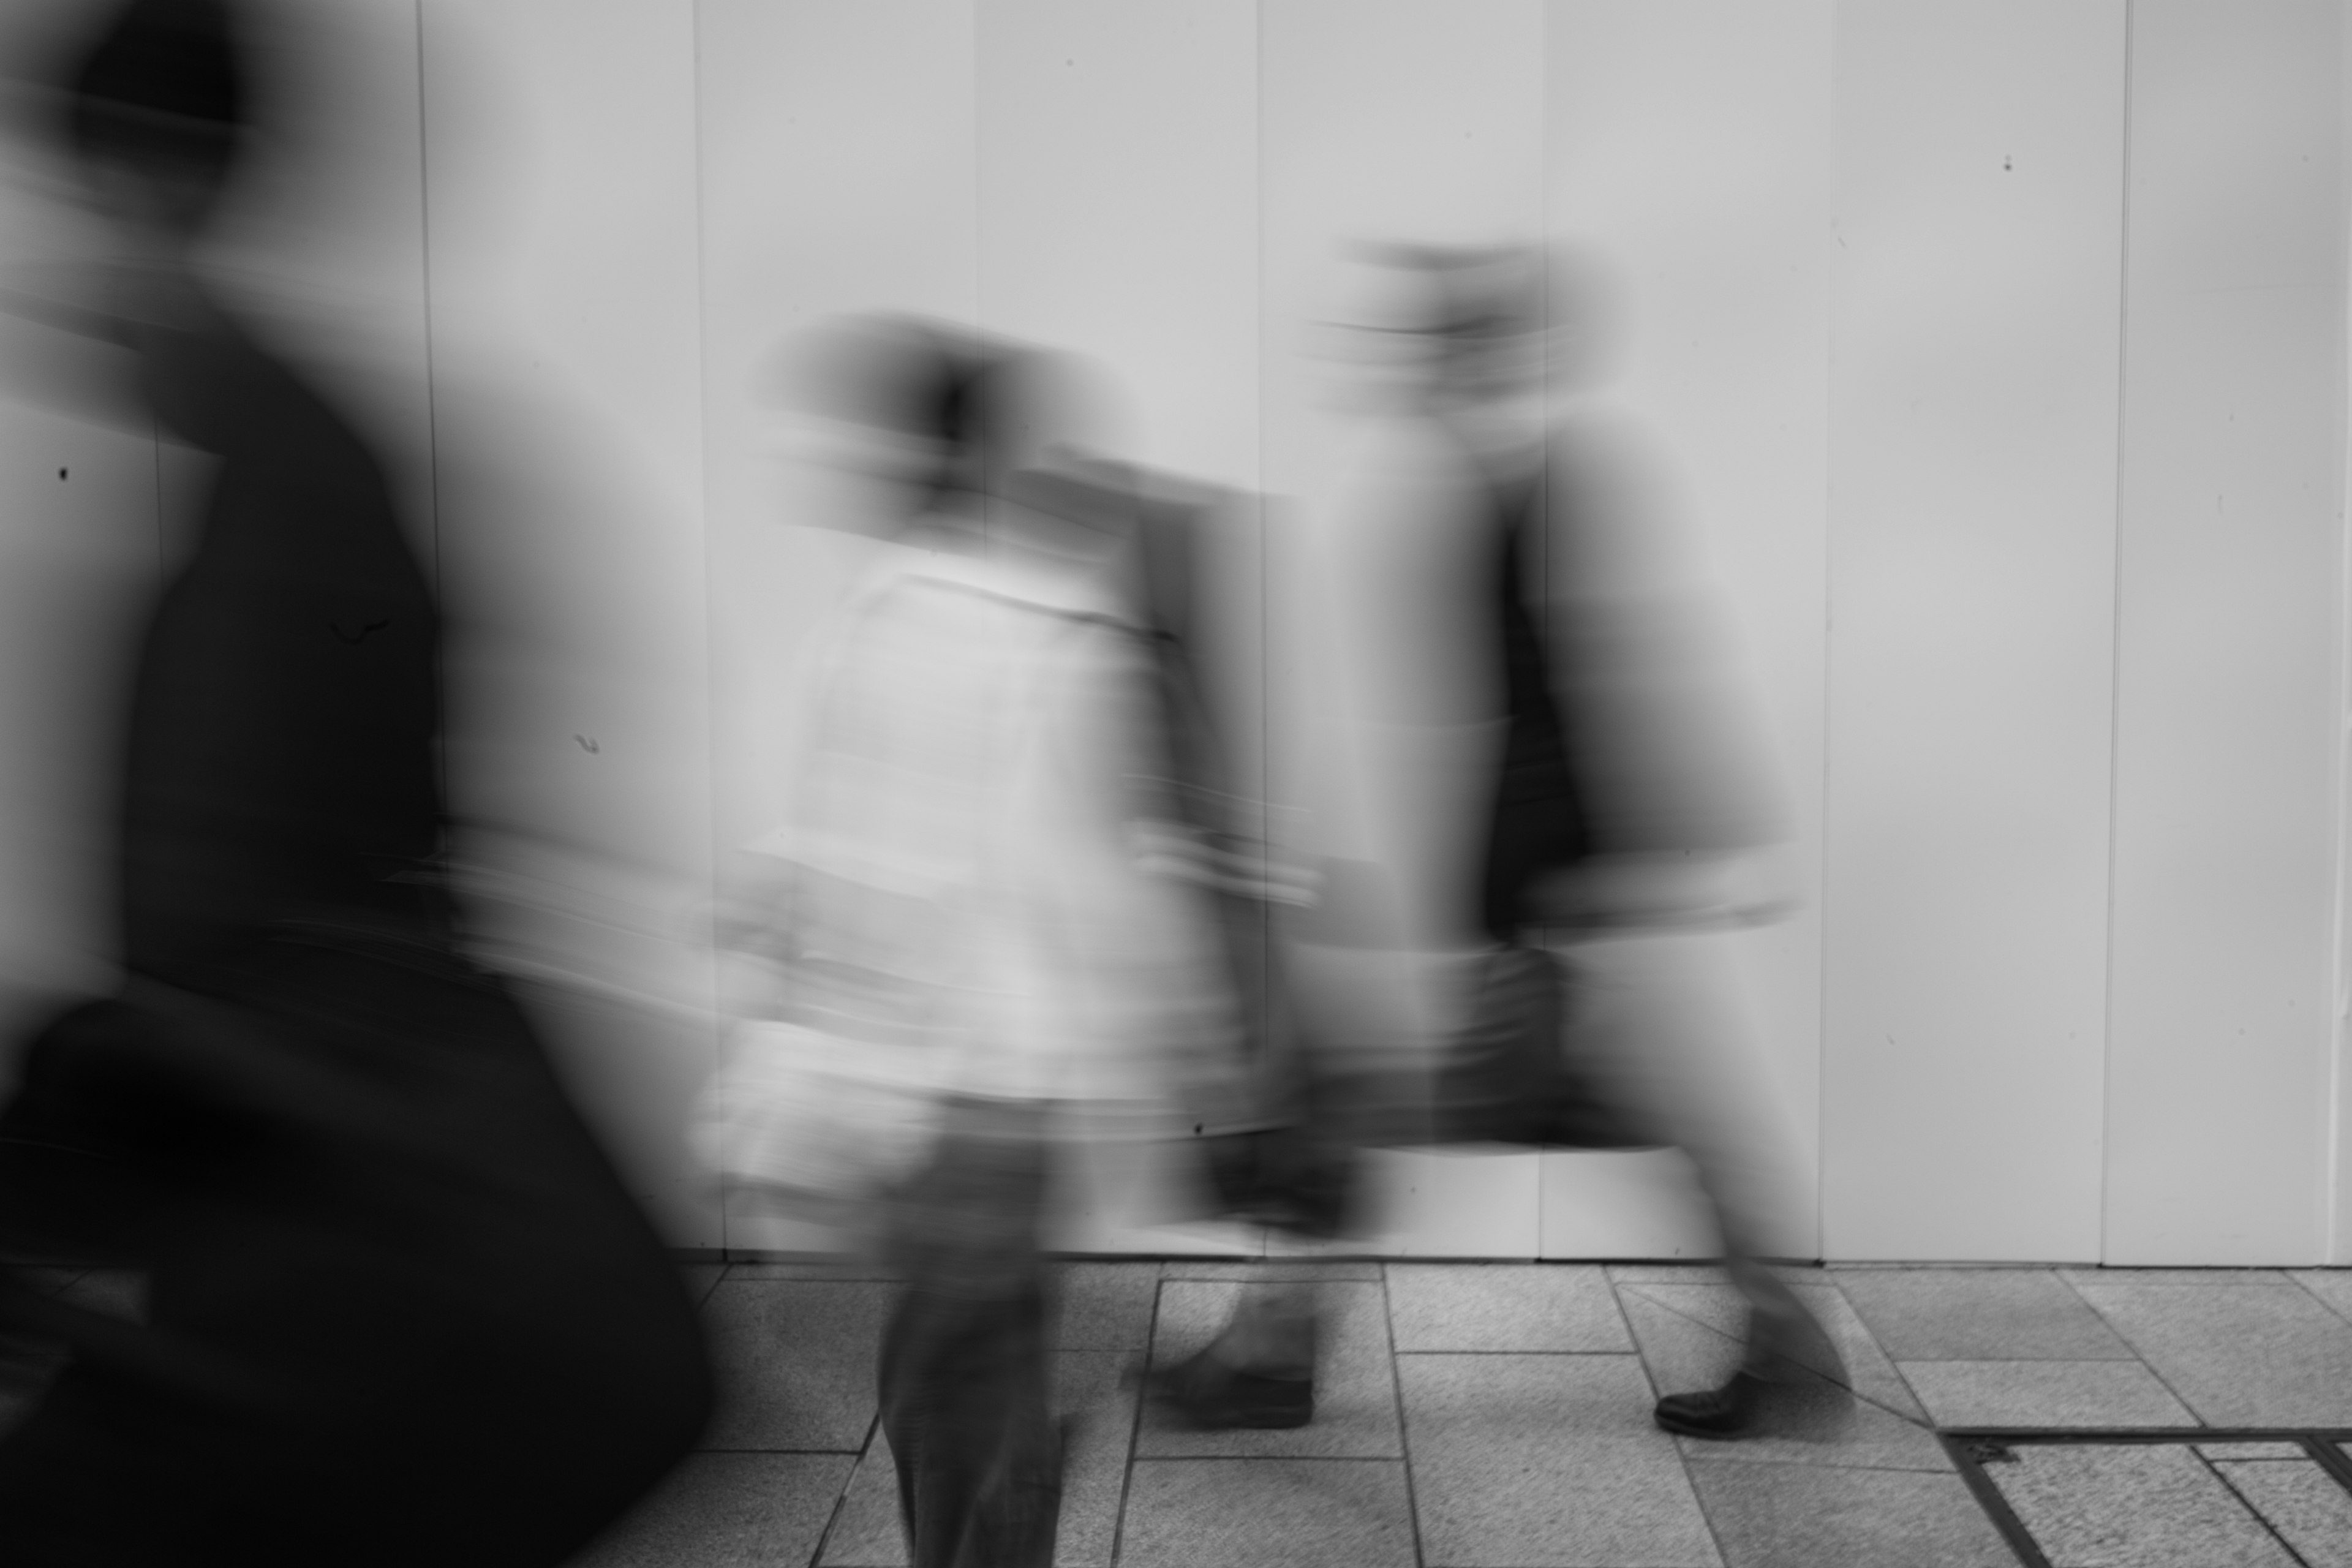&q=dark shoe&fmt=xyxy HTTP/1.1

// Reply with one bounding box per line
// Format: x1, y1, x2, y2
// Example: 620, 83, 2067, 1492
1652, 1371, 1766, 1439
1148, 1348, 1314, 1430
